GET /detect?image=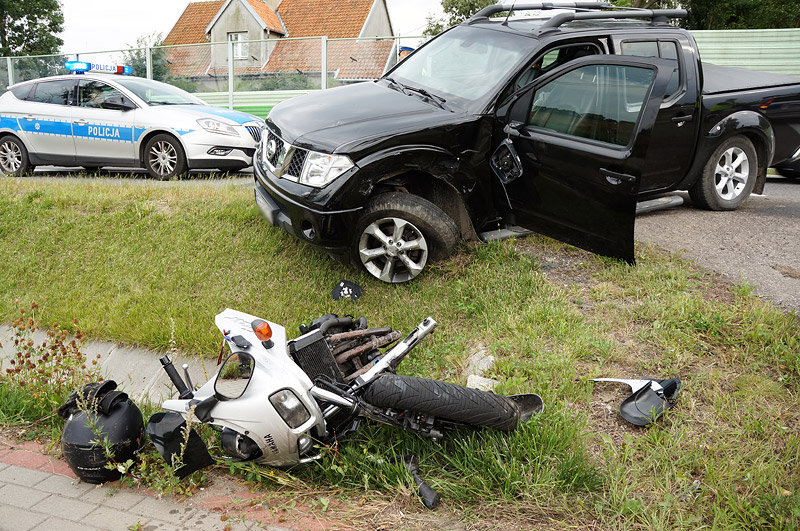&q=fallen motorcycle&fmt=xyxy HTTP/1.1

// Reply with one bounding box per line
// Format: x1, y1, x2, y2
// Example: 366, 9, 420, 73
147, 309, 543, 478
